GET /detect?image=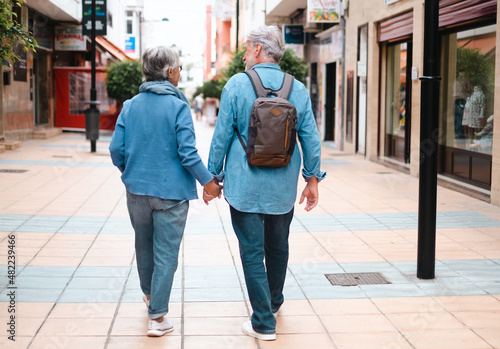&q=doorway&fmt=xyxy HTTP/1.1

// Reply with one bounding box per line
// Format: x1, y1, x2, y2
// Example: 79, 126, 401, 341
356, 24, 368, 155
324, 62, 336, 141
384, 41, 412, 163
33, 50, 49, 126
